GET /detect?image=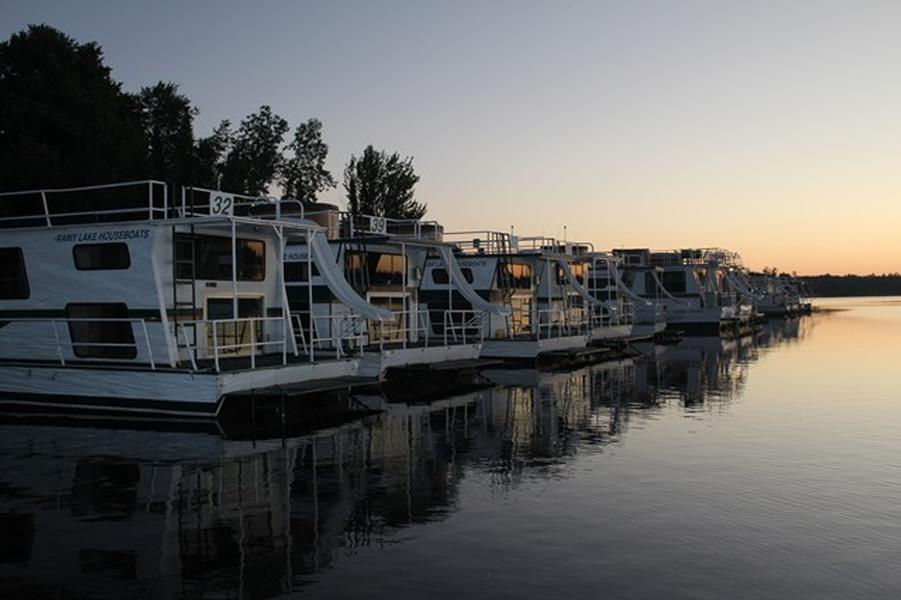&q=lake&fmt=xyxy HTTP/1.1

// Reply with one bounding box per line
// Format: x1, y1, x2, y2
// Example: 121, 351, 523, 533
1, 297, 900, 599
